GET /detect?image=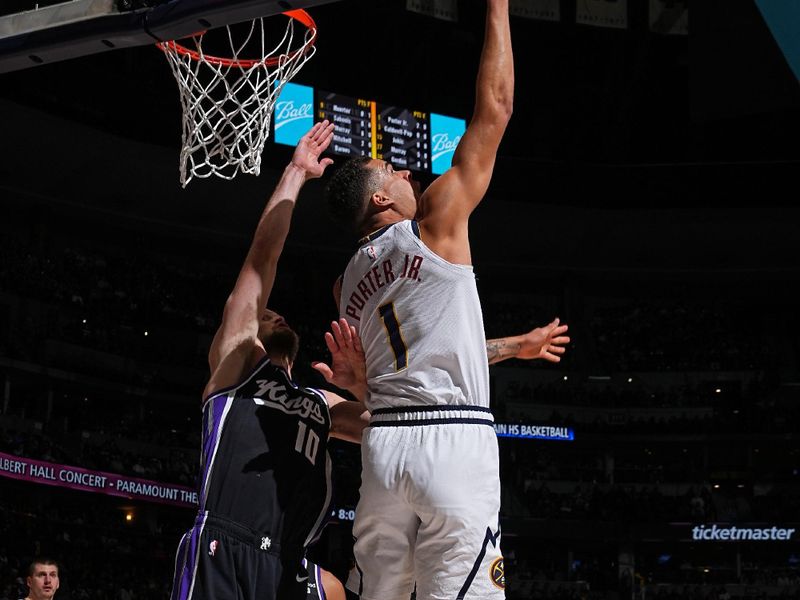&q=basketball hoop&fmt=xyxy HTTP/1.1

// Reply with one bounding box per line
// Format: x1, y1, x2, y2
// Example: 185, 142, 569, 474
157, 10, 317, 187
